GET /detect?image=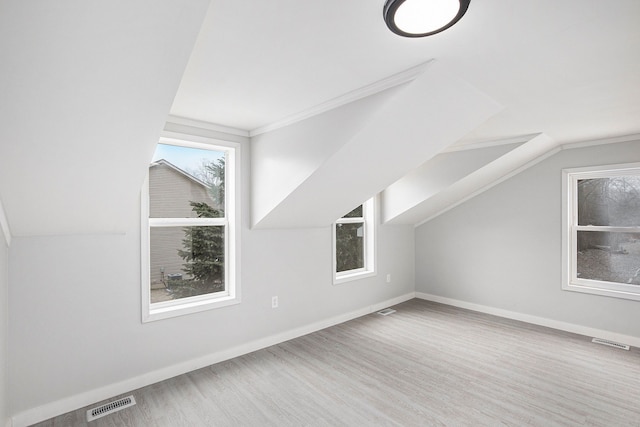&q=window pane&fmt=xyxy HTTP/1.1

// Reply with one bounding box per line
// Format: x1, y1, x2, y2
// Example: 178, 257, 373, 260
577, 177, 640, 226
150, 226, 225, 303
577, 231, 640, 285
149, 144, 225, 218
336, 222, 364, 272
342, 205, 363, 218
